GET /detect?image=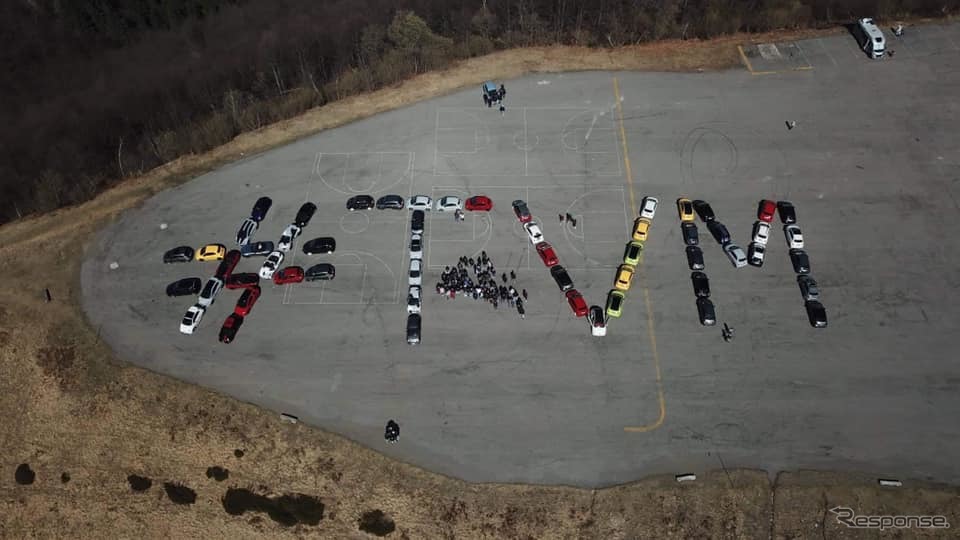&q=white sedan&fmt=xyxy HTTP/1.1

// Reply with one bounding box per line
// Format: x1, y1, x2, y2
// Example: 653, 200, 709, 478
410, 234, 423, 260
409, 259, 423, 286
259, 250, 285, 279
407, 286, 422, 314
435, 196, 463, 212
752, 221, 770, 245
278, 223, 302, 252
785, 224, 804, 249
197, 277, 224, 307
408, 195, 432, 211
524, 221, 545, 245
640, 196, 658, 220
179, 304, 206, 335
